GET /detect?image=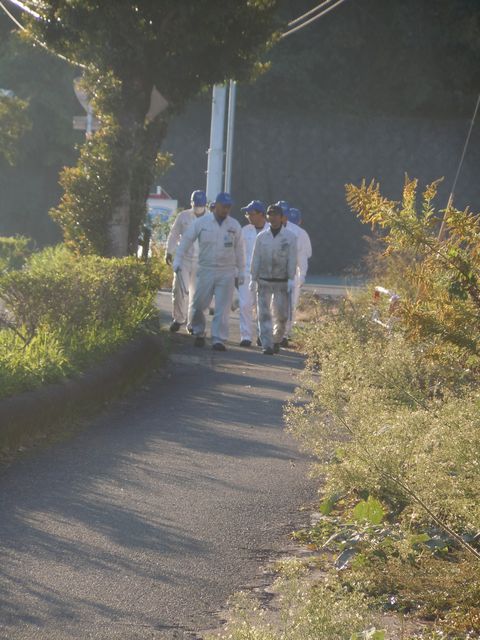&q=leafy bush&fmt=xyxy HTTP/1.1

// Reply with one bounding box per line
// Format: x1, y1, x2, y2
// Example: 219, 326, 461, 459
287, 300, 480, 533
0, 235, 33, 273
346, 177, 480, 365
0, 244, 166, 398
287, 179, 480, 538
